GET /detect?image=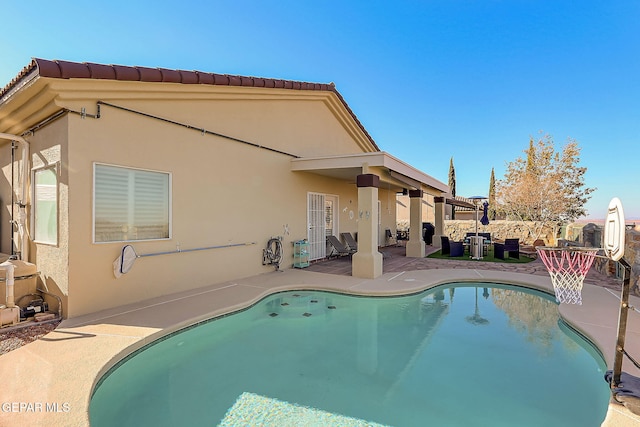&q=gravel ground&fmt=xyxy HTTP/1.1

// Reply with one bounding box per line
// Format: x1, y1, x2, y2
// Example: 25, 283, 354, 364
0, 320, 61, 356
